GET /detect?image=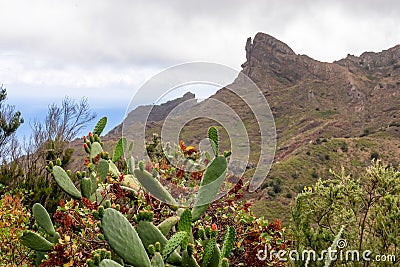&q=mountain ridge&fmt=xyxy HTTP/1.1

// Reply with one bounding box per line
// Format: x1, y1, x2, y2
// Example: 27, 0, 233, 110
104, 32, 400, 221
